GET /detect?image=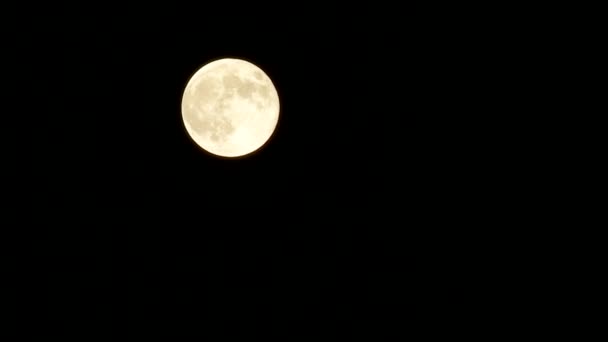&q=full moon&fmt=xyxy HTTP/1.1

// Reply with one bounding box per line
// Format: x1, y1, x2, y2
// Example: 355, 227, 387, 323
181, 58, 280, 157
